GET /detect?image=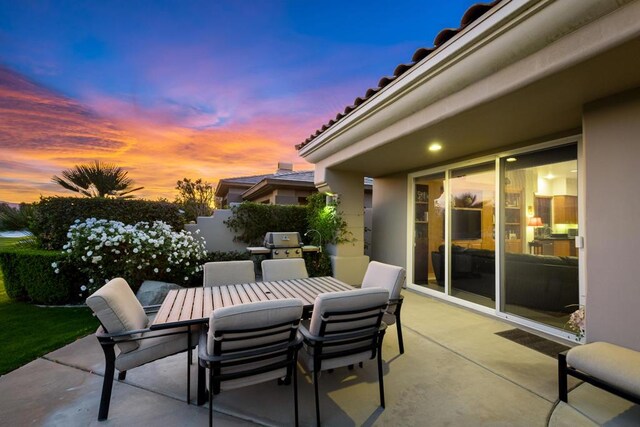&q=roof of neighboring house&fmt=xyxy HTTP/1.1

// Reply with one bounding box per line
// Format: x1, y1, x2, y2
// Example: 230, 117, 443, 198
215, 169, 373, 200
295, 0, 500, 151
